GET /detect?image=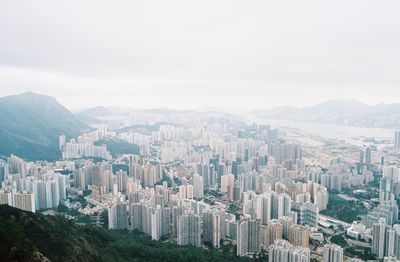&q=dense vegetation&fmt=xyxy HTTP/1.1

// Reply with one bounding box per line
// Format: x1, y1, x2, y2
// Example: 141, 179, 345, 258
112, 163, 130, 174
330, 233, 375, 260
94, 137, 140, 157
320, 192, 368, 223
0, 205, 256, 262
330, 234, 348, 248
344, 245, 375, 261
0, 92, 85, 161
